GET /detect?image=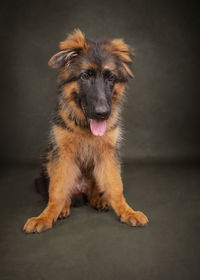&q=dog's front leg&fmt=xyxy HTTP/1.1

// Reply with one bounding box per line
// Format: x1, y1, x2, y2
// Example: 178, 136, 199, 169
23, 154, 80, 233
94, 153, 148, 227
